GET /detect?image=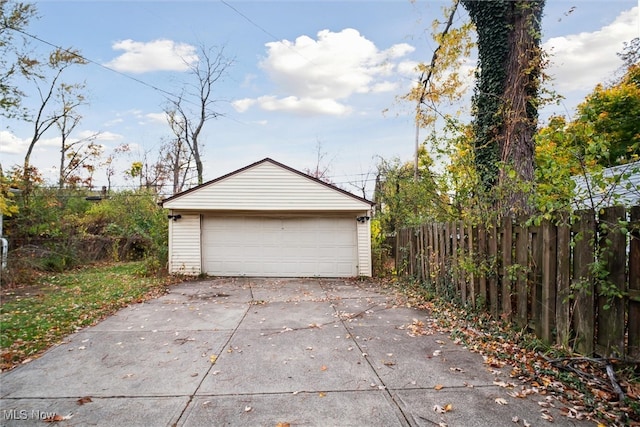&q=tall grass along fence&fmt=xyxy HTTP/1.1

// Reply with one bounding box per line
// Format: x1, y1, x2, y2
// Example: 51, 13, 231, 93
396, 205, 640, 361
